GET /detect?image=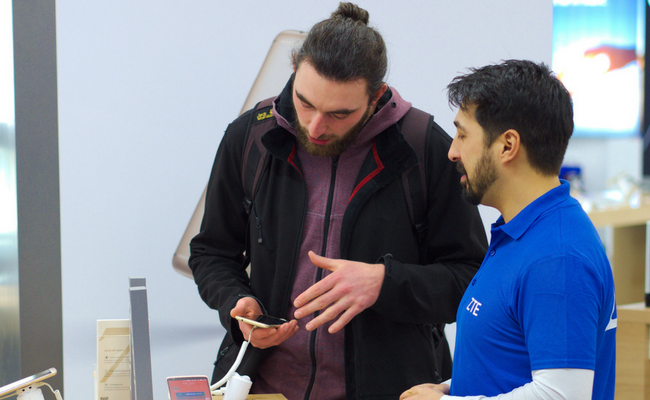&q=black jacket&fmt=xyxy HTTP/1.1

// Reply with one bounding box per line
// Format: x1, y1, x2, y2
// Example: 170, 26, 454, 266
189, 85, 488, 399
